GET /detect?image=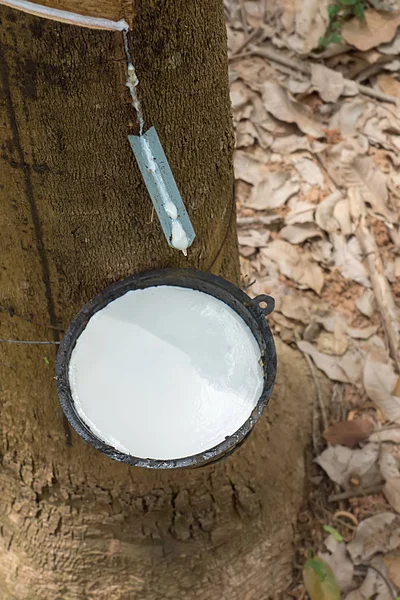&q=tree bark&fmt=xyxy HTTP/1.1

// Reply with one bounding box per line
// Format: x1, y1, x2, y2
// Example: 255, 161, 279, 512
0, 2, 315, 598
